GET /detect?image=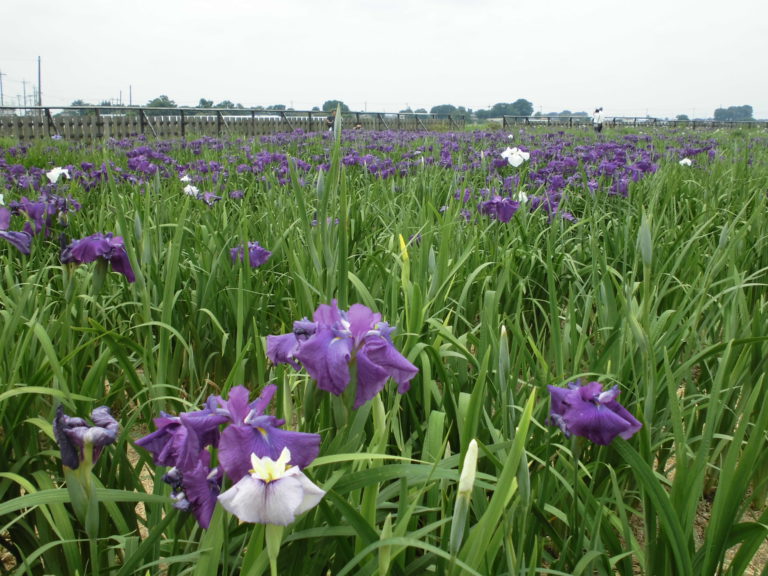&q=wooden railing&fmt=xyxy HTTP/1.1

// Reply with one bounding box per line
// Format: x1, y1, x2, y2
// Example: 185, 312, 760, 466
3, 107, 763, 141
502, 115, 768, 130
0, 106, 466, 141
